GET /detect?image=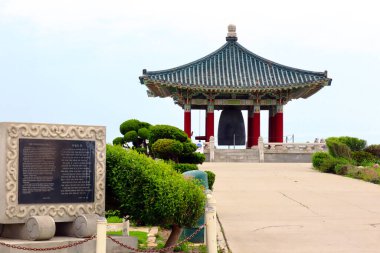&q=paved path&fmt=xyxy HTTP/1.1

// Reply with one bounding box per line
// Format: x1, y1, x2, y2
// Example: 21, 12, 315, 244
200, 163, 380, 253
